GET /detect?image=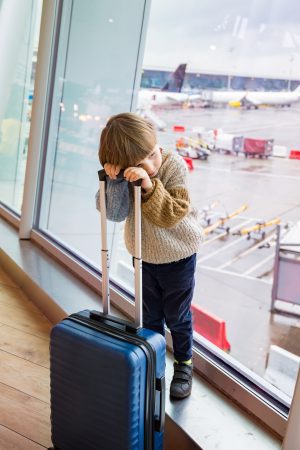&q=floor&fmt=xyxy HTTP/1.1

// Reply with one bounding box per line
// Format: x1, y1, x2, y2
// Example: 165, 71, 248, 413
0, 267, 52, 449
